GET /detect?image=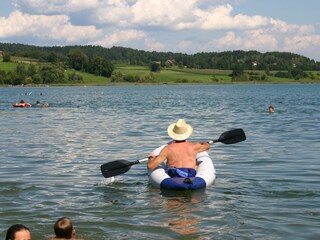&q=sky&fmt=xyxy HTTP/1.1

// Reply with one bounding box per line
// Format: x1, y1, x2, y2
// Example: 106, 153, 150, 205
0, 0, 319, 61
